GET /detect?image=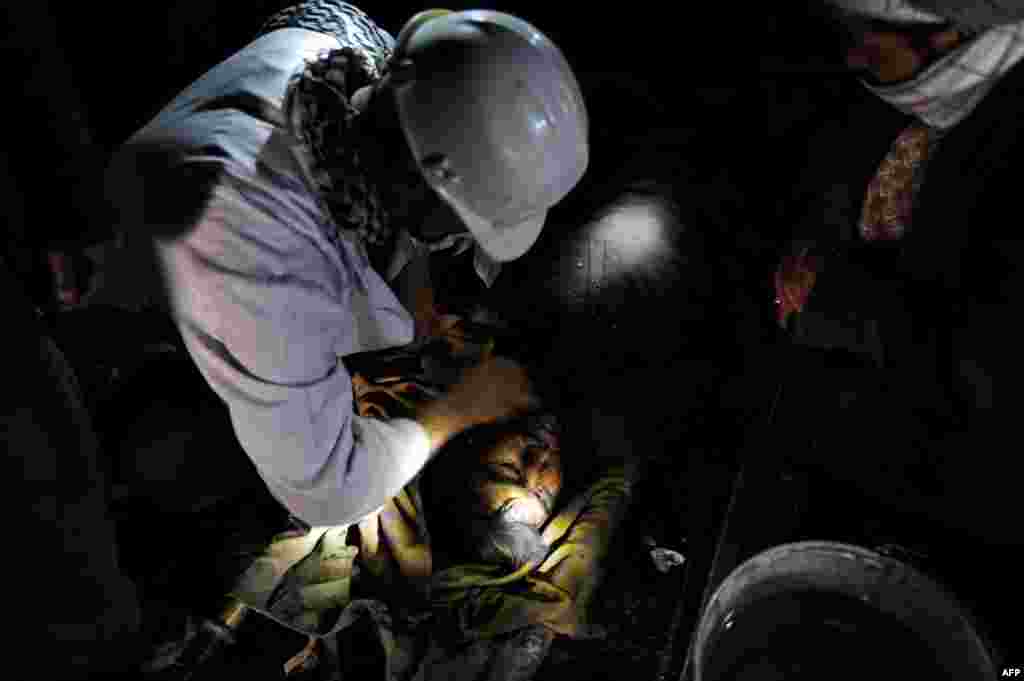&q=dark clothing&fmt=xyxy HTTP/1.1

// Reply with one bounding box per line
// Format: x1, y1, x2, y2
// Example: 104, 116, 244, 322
2, 262, 141, 679
0, 0, 110, 251
776, 62, 1024, 545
